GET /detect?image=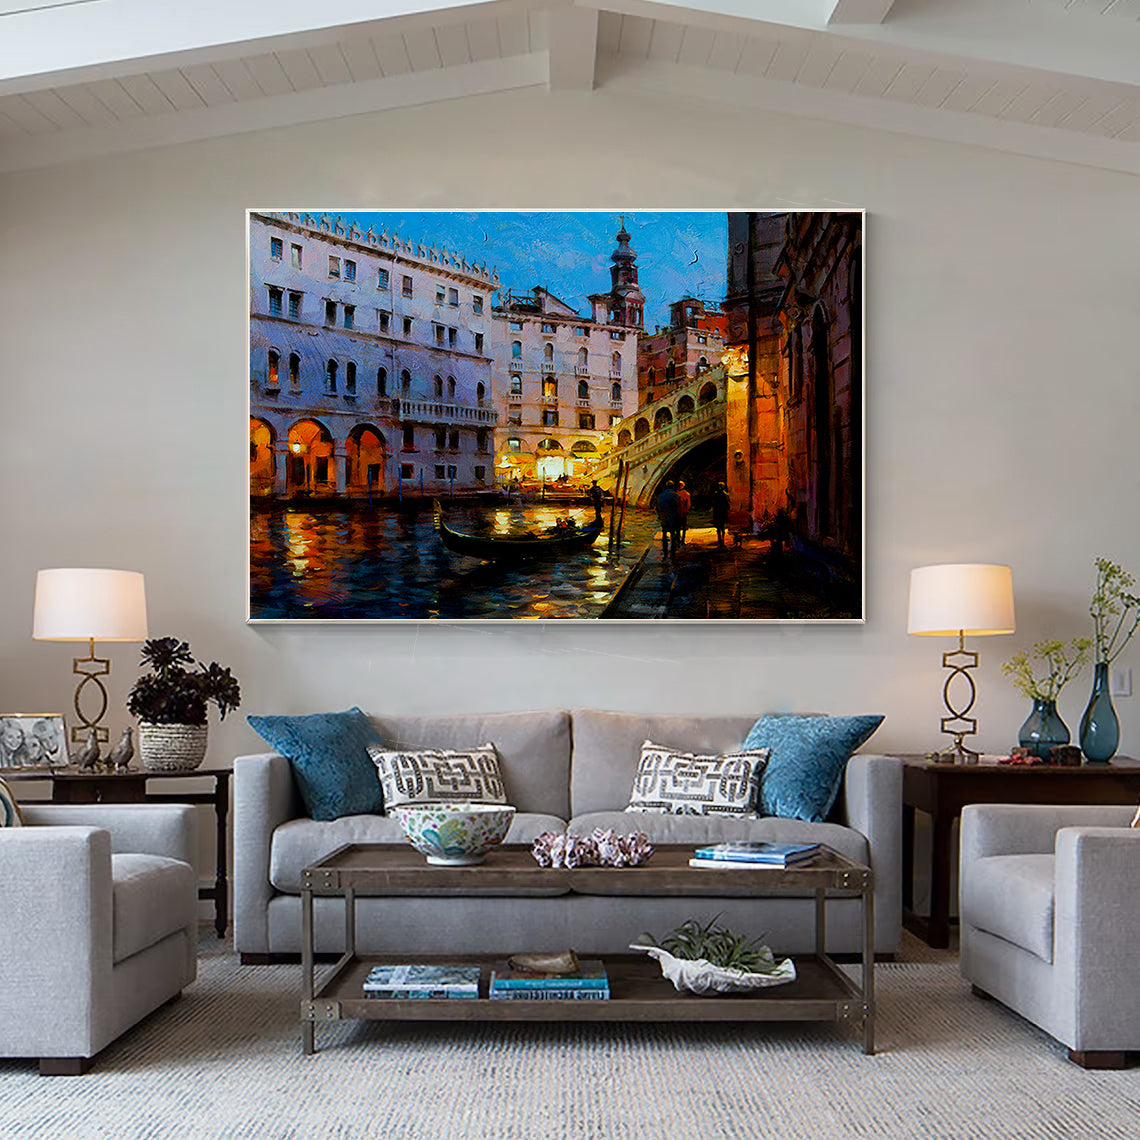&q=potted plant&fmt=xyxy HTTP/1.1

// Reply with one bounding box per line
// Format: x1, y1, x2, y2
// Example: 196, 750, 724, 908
126, 637, 241, 771
1001, 638, 1091, 760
